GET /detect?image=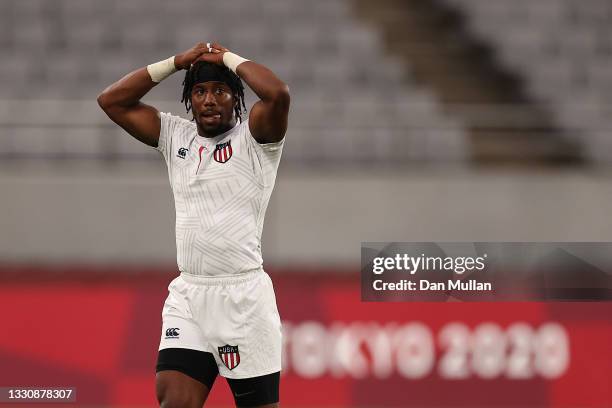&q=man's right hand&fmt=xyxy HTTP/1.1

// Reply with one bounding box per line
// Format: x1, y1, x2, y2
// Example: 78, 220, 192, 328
98, 42, 224, 149
174, 43, 221, 70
